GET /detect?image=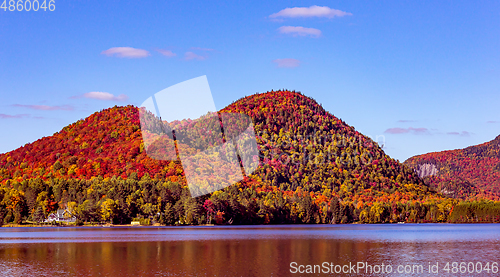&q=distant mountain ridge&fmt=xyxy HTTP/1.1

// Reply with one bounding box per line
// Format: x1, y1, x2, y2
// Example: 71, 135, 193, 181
405, 135, 500, 200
